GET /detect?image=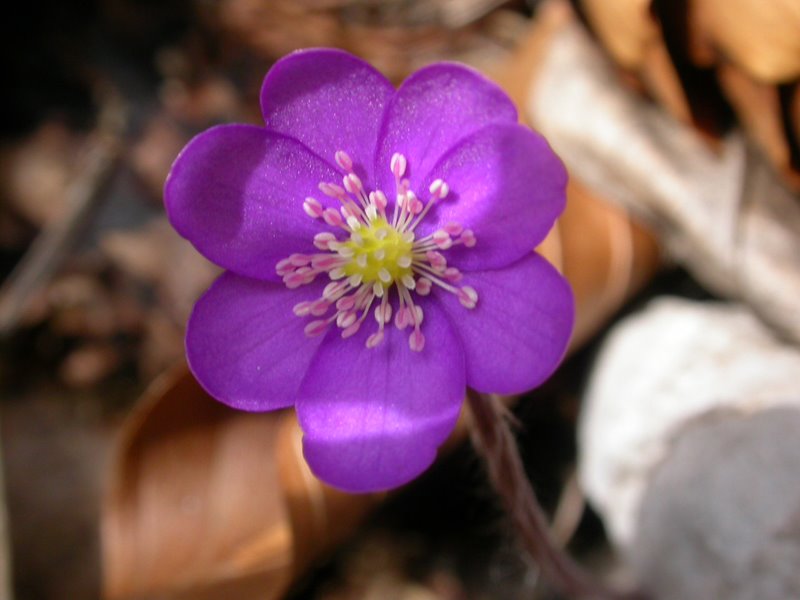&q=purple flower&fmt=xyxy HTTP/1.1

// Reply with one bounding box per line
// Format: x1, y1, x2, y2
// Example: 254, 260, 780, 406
165, 48, 573, 493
